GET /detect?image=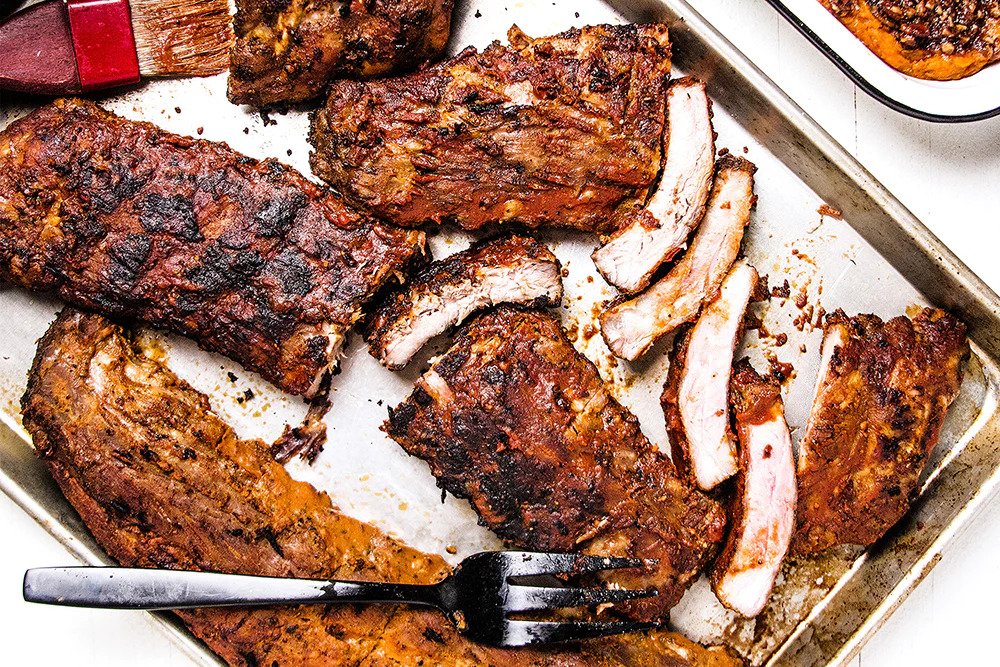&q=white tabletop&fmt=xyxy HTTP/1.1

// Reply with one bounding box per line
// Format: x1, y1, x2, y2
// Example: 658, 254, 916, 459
3, 1, 999, 664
